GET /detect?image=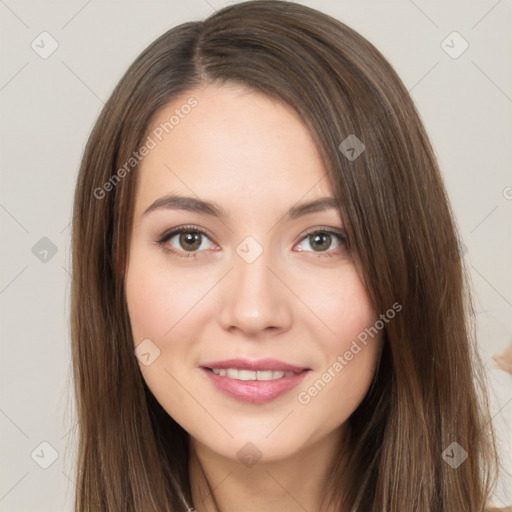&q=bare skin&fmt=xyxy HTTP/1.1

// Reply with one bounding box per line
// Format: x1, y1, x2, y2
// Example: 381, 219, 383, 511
125, 82, 383, 512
